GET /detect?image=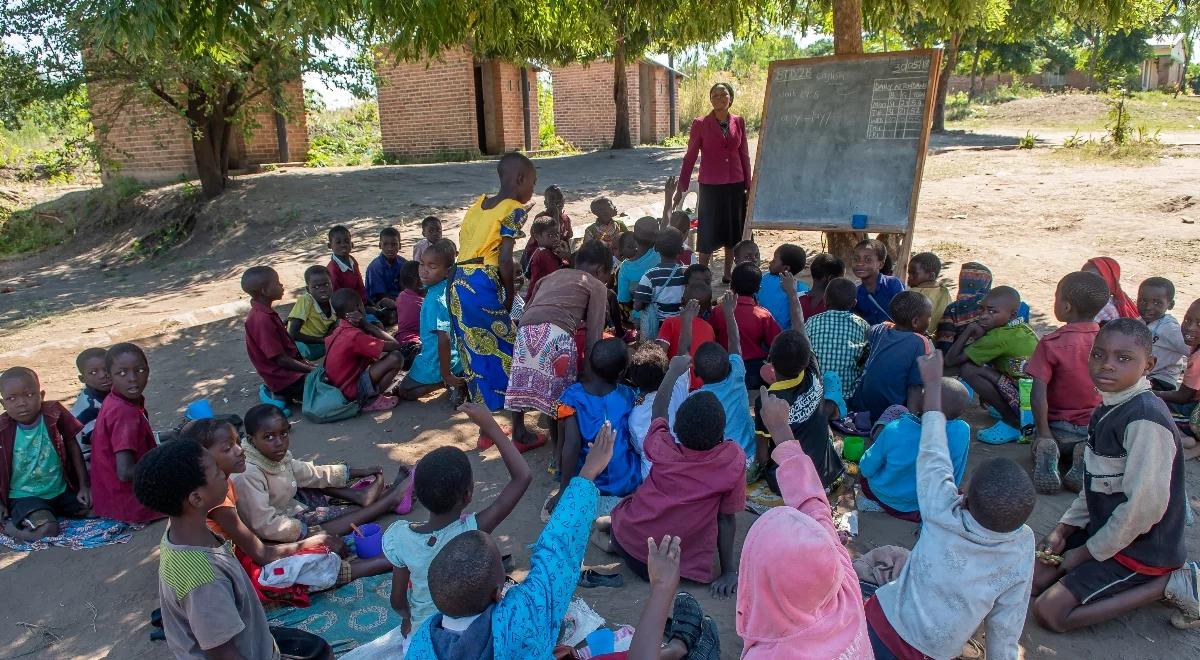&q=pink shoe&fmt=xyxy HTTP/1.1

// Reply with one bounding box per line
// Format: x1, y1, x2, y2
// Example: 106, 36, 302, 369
363, 395, 398, 412
395, 478, 415, 515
